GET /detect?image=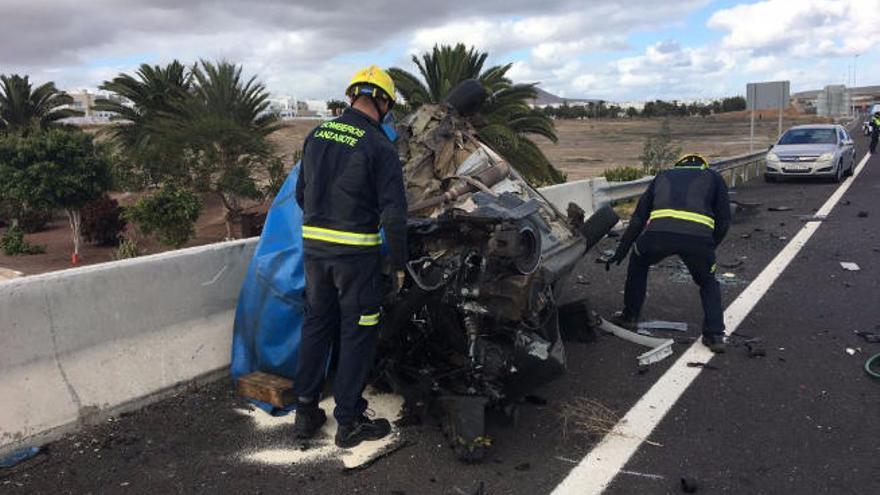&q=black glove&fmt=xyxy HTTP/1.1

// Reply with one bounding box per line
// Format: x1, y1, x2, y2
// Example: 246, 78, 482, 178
605, 249, 626, 271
